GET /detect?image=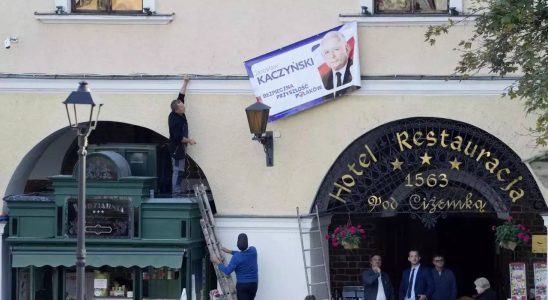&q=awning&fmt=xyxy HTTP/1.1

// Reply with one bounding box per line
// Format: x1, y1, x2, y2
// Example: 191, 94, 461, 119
11, 249, 185, 268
